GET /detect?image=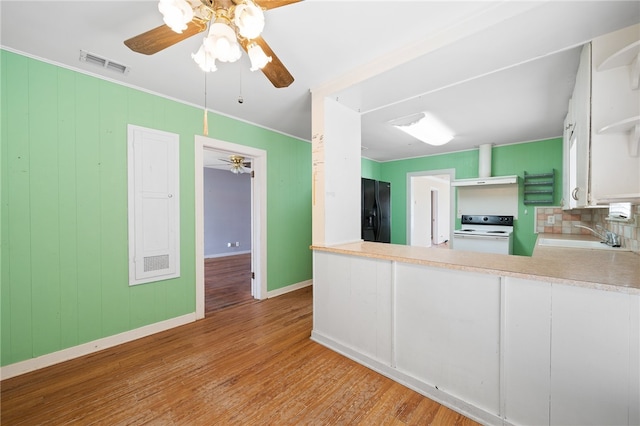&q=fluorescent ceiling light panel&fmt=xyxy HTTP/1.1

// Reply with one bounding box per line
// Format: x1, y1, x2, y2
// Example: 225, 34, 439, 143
392, 112, 454, 146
